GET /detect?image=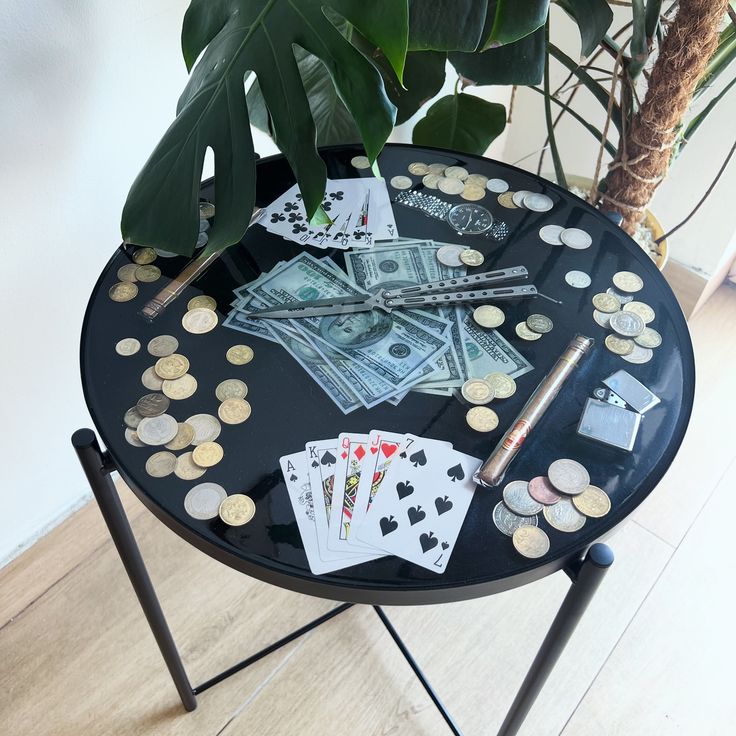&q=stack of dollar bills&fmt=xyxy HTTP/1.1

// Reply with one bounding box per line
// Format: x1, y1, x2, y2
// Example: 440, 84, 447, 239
224, 240, 532, 414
